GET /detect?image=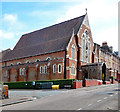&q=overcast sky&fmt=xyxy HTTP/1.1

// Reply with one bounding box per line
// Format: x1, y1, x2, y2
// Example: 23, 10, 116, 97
0, 0, 119, 52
